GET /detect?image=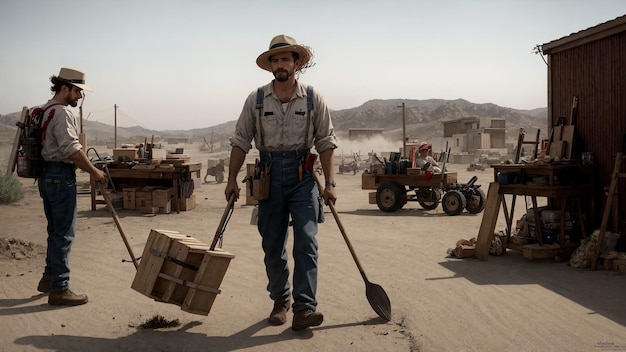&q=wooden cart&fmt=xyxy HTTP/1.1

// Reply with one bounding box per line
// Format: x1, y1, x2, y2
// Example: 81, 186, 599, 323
361, 171, 486, 216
